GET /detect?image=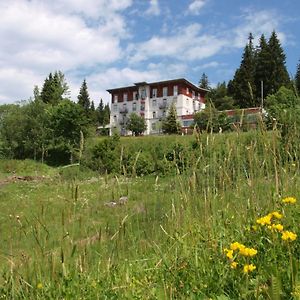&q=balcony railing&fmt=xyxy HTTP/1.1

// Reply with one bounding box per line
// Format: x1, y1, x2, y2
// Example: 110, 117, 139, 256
159, 102, 167, 109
